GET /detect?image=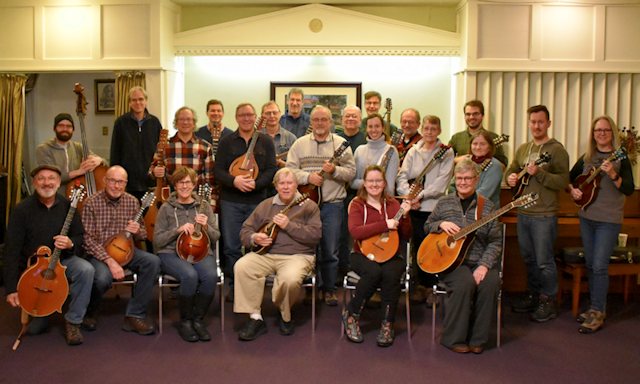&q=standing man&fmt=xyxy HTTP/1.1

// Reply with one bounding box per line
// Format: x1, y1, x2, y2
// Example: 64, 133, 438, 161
360, 91, 398, 136
36, 113, 106, 194
449, 99, 508, 167
506, 105, 569, 322
286, 105, 356, 305
110, 86, 162, 200
280, 88, 311, 138
396, 108, 423, 167
150, 106, 215, 187
4, 165, 94, 345
82, 165, 160, 334
214, 103, 278, 301
195, 99, 234, 150
234, 168, 321, 340
260, 101, 297, 168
